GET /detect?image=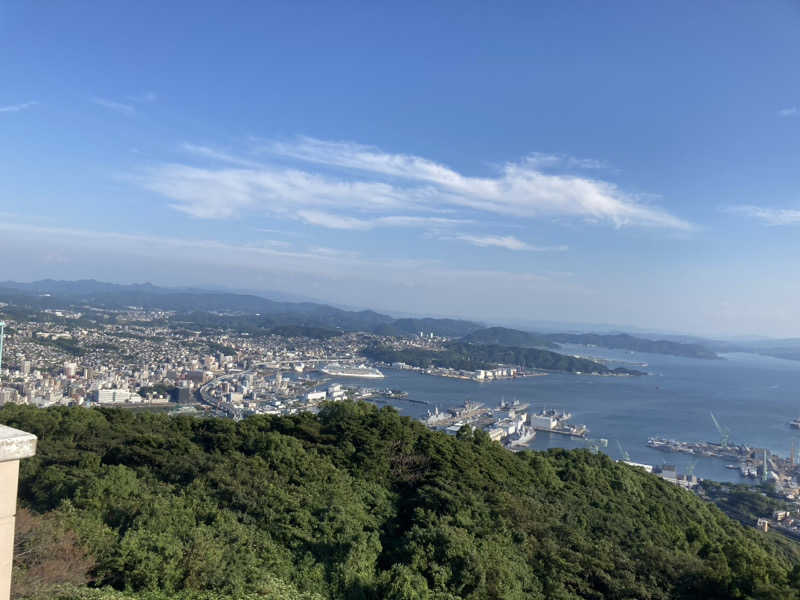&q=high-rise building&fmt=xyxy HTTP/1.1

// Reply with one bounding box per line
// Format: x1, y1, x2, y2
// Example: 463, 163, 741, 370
0, 388, 18, 405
